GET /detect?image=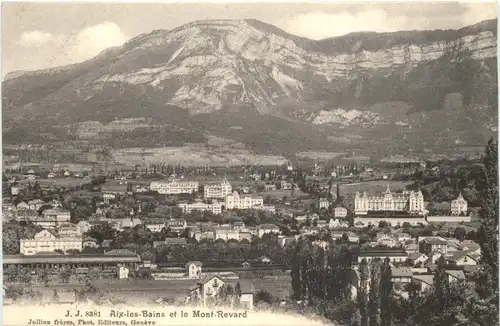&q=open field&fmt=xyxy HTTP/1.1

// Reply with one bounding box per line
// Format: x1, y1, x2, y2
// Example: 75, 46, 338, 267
17, 177, 92, 188
88, 277, 291, 301
112, 146, 287, 167
339, 180, 412, 196
296, 151, 346, 160
253, 189, 309, 200
22, 277, 292, 301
